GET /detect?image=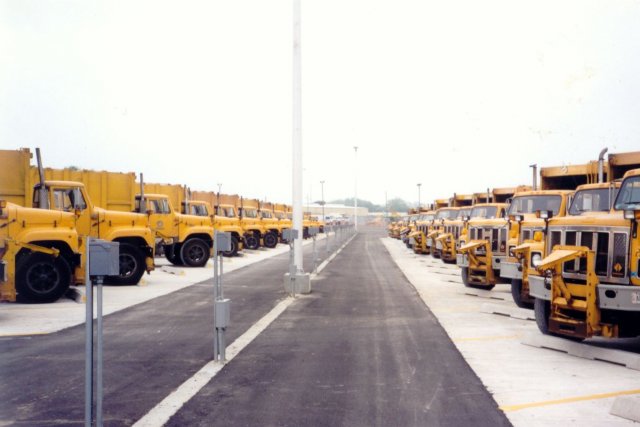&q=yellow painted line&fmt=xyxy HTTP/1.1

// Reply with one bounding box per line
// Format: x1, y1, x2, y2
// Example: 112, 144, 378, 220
500, 388, 640, 412
0, 332, 50, 337
453, 334, 521, 342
